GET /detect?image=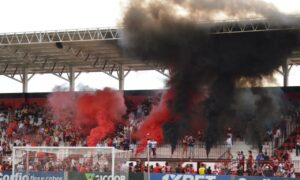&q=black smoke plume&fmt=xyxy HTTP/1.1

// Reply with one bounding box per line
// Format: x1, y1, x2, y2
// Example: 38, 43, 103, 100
121, 0, 300, 155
